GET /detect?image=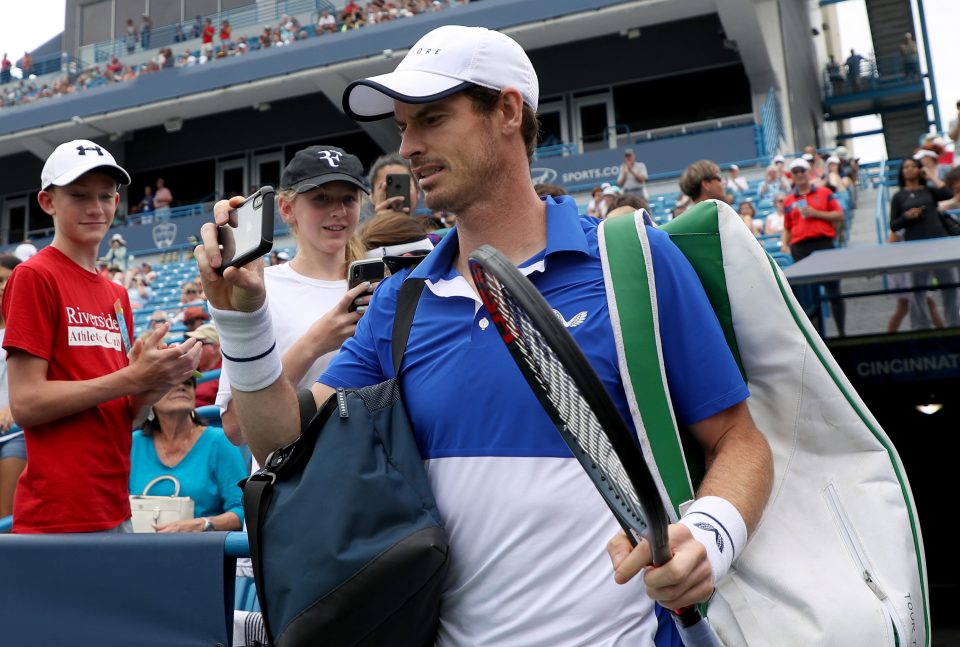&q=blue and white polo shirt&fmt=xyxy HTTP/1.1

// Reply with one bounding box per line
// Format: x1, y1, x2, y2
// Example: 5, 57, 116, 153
321, 195, 748, 646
